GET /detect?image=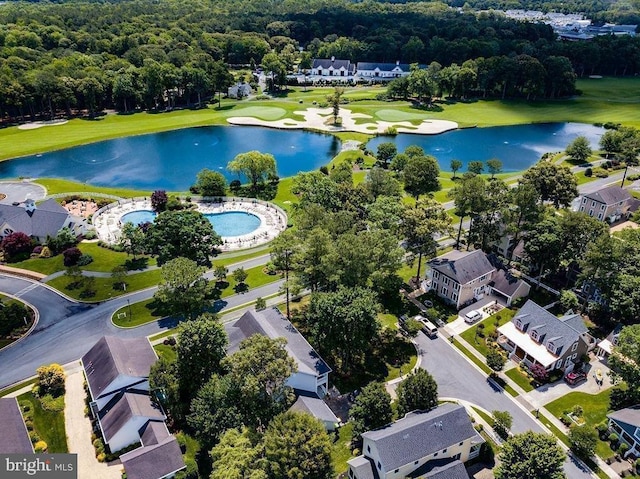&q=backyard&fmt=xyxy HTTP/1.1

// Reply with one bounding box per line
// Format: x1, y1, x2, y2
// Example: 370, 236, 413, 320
18, 391, 68, 453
